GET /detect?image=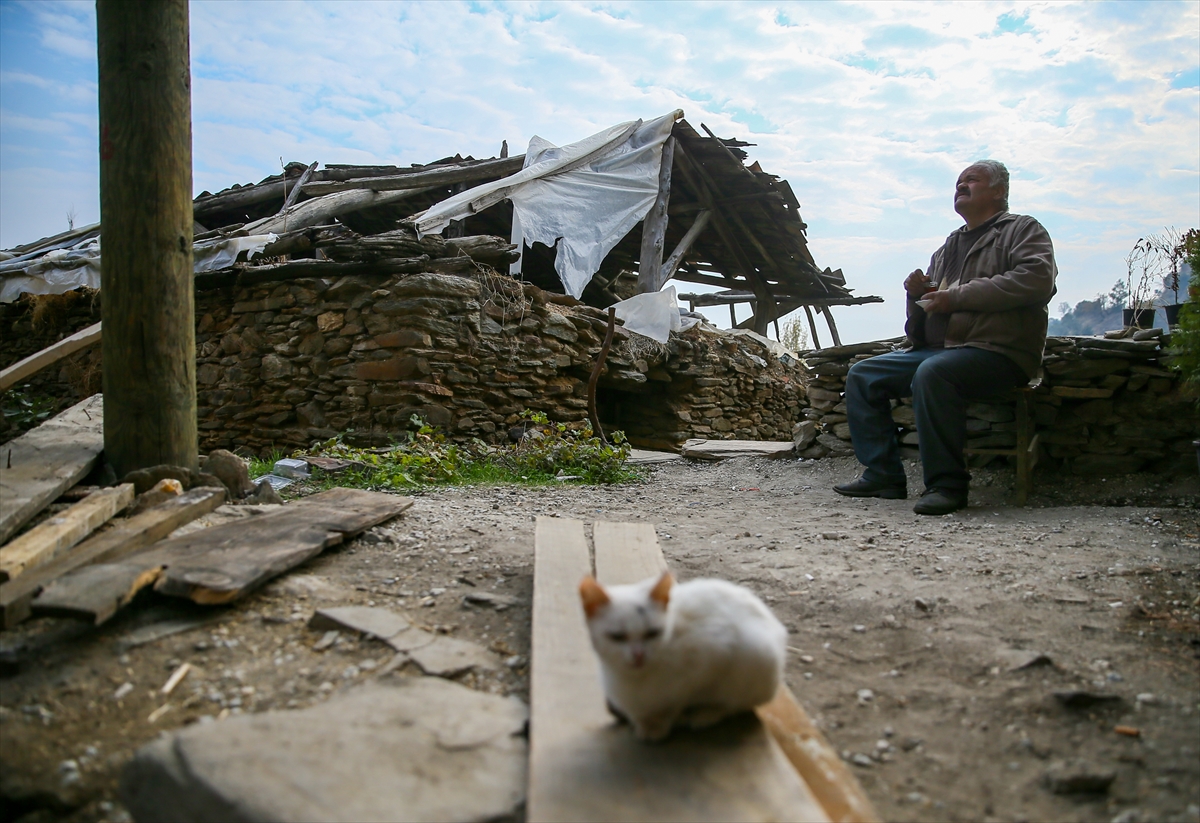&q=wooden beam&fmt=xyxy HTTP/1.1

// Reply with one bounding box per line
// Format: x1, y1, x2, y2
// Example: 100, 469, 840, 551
818, 306, 842, 347
0, 395, 105, 546
677, 291, 884, 309
656, 209, 711, 292
97, 0, 197, 477
0, 486, 225, 629
803, 305, 823, 350
300, 155, 526, 196
280, 161, 318, 213
636, 137, 675, 294
672, 144, 776, 335
0, 483, 133, 583
0, 322, 101, 393
243, 186, 439, 237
